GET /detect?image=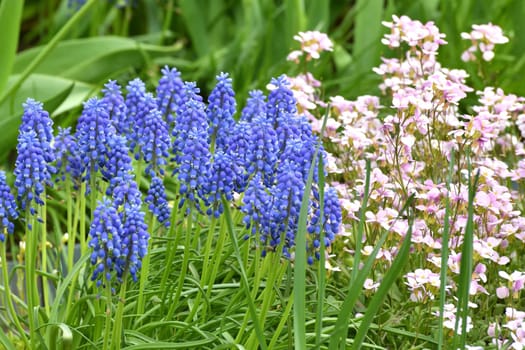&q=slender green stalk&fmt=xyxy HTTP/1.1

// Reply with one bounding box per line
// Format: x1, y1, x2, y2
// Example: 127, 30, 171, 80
160, 0, 175, 44
350, 159, 371, 285
453, 150, 479, 348
40, 188, 50, 315
437, 151, 455, 349
136, 213, 155, 318
186, 215, 217, 323
166, 207, 193, 321
0, 0, 99, 107
25, 208, 38, 347
66, 175, 75, 271
222, 196, 267, 350
1, 241, 29, 347
79, 182, 88, 257
159, 204, 183, 307
315, 158, 327, 349
112, 276, 129, 350
102, 283, 113, 350
268, 292, 294, 349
